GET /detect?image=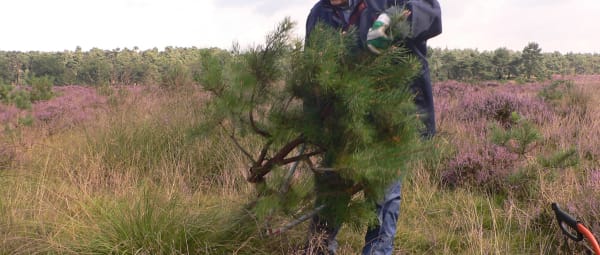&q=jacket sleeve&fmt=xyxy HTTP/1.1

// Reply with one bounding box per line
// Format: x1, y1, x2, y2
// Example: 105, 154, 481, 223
305, 8, 318, 43
405, 0, 442, 41
375, 0, 441, 41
